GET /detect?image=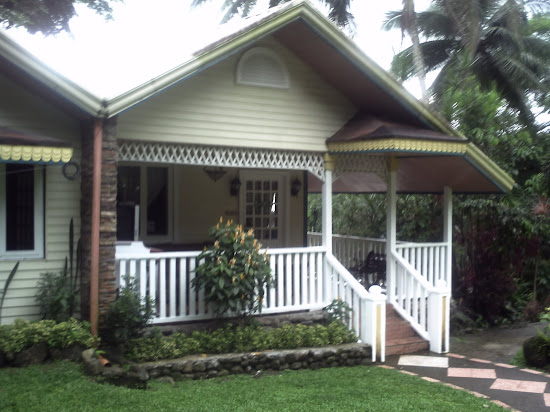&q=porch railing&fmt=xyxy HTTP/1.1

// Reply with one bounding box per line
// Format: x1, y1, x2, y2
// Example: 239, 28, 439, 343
307, 233, 386, 269
389, 251, 450, 353
116, 246, 328, 324
116, 245, 387, 361
395, 243, 450, 287
325, 254, 386, 362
